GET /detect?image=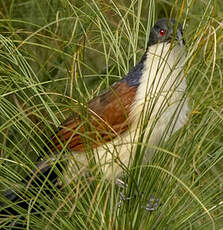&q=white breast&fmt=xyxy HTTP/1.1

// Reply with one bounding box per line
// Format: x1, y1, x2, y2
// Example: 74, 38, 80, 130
131, 42, 189, 161
67, 42, 189, 181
